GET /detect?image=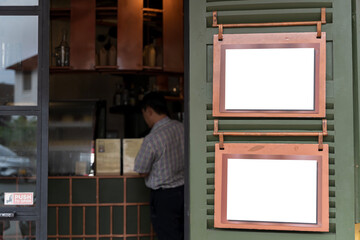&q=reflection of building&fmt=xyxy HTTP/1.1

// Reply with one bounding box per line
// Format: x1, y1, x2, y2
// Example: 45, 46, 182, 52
6, 55, 37, 106
0, 83, 13, 104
